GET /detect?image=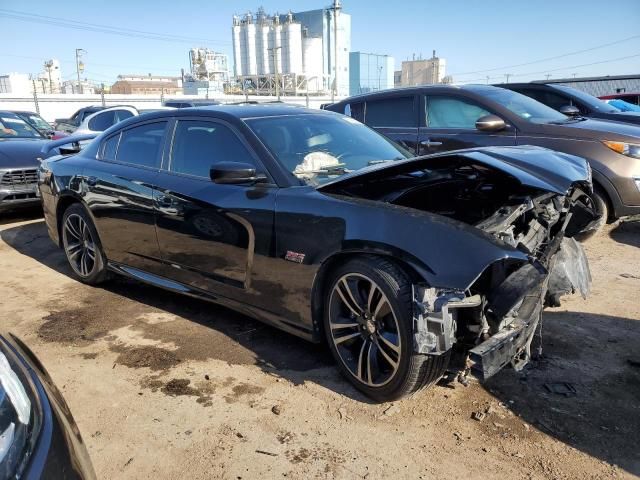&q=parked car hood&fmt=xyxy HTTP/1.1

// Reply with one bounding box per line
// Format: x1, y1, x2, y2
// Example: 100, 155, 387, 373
0, 138, 48, 169
318, 145, 590, 196
544, 117, 640, 141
